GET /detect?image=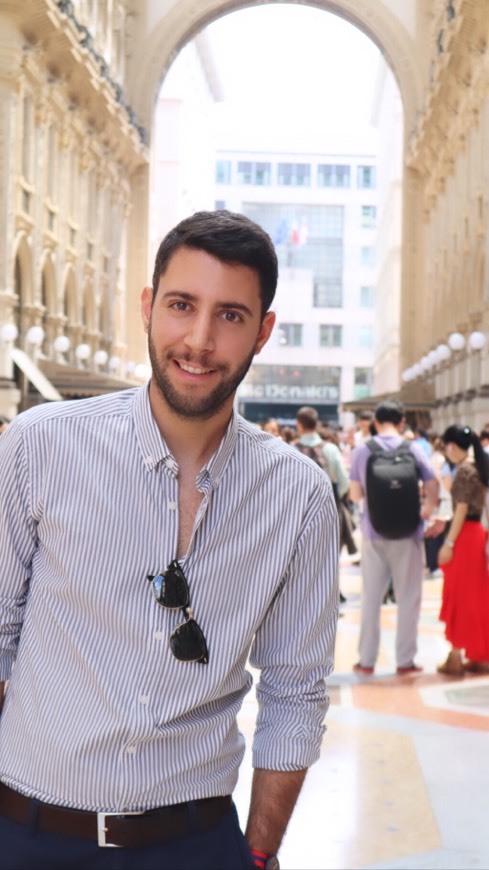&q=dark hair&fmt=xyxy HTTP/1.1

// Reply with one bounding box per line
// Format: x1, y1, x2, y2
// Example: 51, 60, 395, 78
0, 416, 9, 426
479, 428, 489, 443
358, 410, 373, 422
297, 406, 319, 430
442, 424, 489, 487
151, 210, 278, 318
374, 400, 405, 426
